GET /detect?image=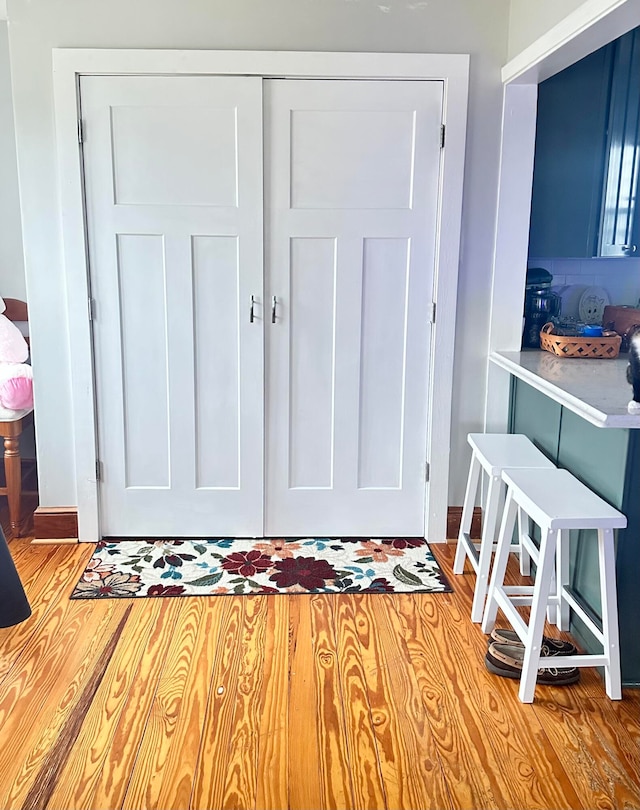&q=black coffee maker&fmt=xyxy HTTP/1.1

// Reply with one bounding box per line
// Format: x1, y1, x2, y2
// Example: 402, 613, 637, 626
523, 267, 561, 348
